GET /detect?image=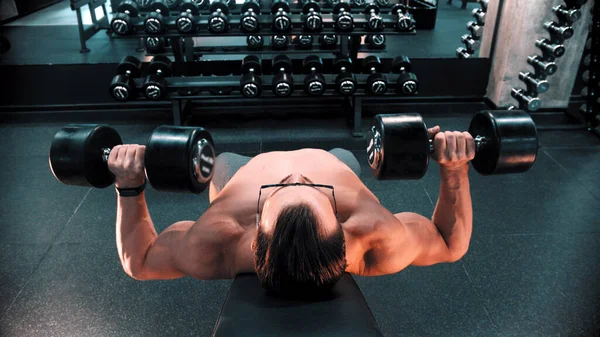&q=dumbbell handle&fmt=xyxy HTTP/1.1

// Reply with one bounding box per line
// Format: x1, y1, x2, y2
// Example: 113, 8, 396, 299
100, 139, 212, 182
102, 148, 112, 162
427, 136, 487, 154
